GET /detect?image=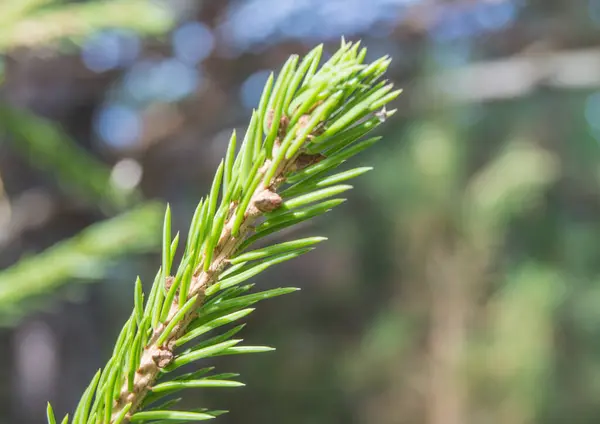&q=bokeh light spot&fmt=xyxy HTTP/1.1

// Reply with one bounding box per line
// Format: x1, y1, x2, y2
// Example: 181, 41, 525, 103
172, 21, 215, 65
123, 59, 200, 103
95, 104, 141, 149
221, 0, 418, 51
111, 159, 143, 191
82, 29, 140, 73
473, 0, 517, 31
